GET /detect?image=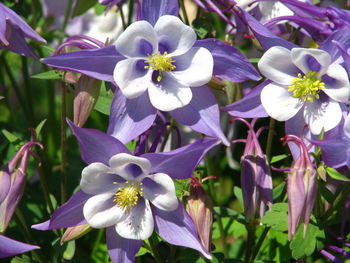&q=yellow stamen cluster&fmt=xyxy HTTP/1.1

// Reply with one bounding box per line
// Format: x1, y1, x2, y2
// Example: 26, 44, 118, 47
288, 71, 326, 102
144, 51, 176, 82
113, 181, 143, 211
